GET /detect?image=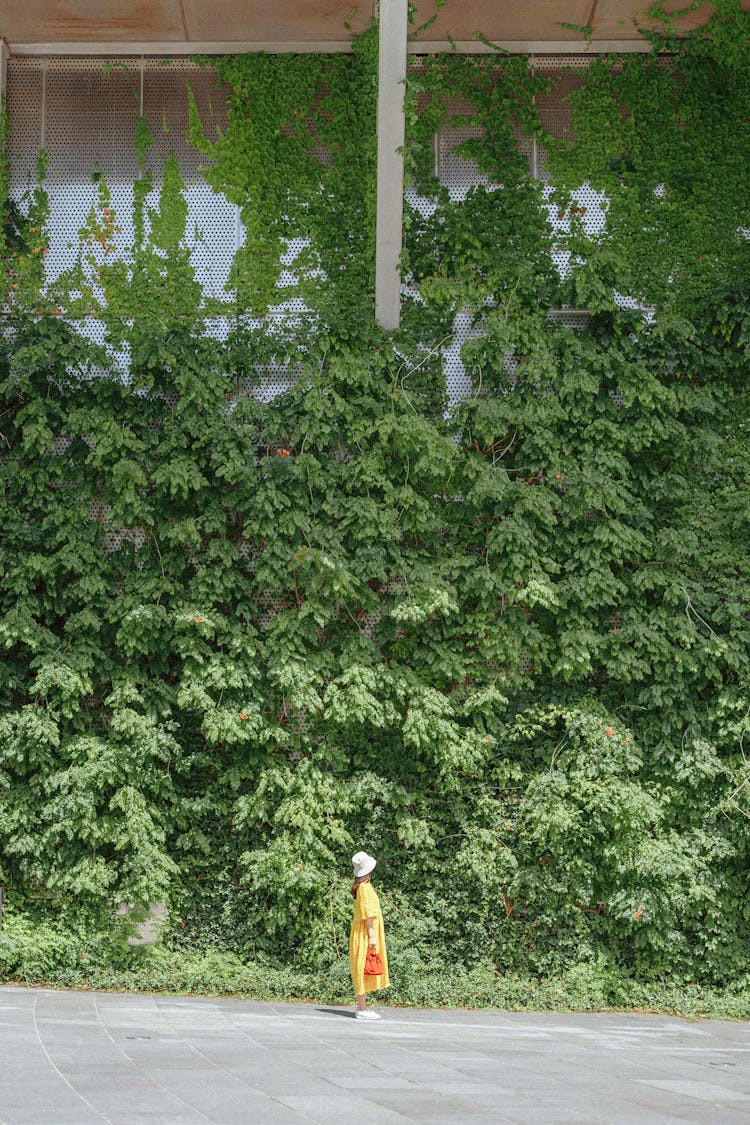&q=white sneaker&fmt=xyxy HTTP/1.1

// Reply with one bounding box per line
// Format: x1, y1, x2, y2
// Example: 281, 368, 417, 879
355, 1009, 381, 1020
